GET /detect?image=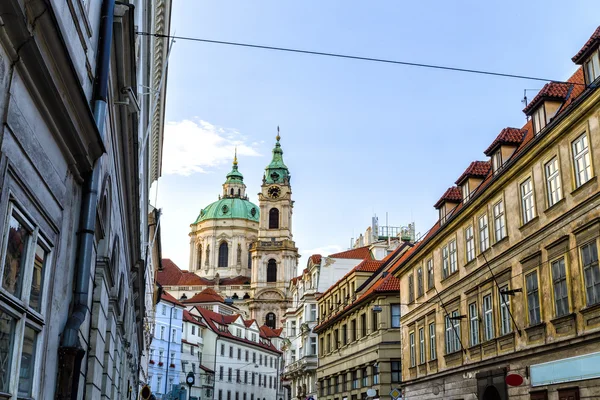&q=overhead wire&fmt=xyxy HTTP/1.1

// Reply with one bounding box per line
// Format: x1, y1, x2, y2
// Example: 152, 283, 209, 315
135, 32, 584, 86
